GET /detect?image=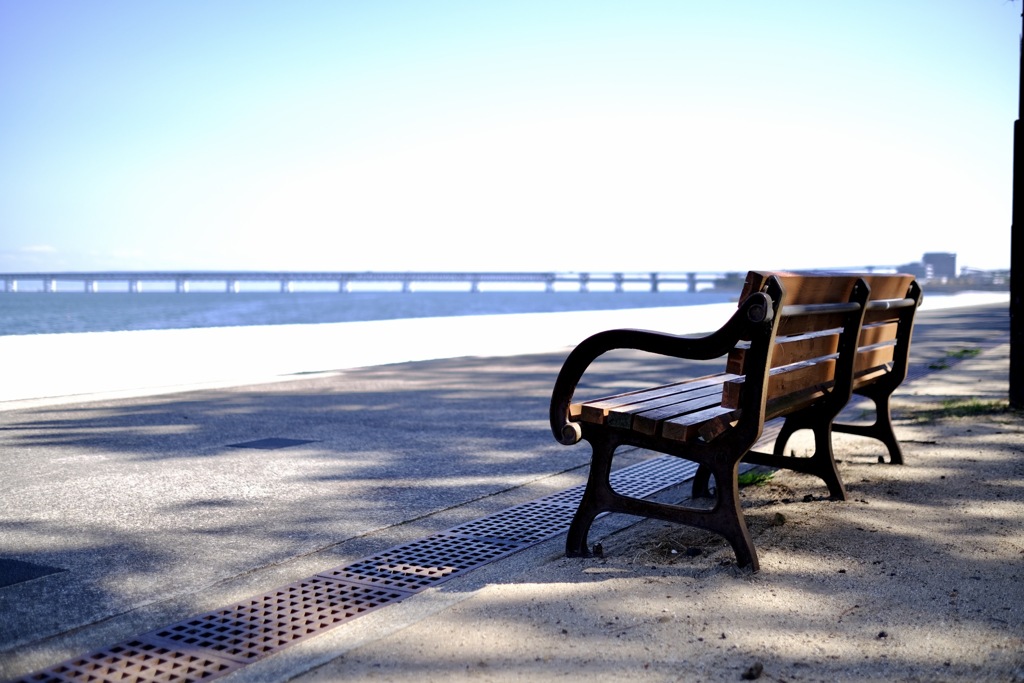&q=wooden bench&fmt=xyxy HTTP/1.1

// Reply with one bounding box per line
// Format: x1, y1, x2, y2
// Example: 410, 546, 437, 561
549, 270, 922, 571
